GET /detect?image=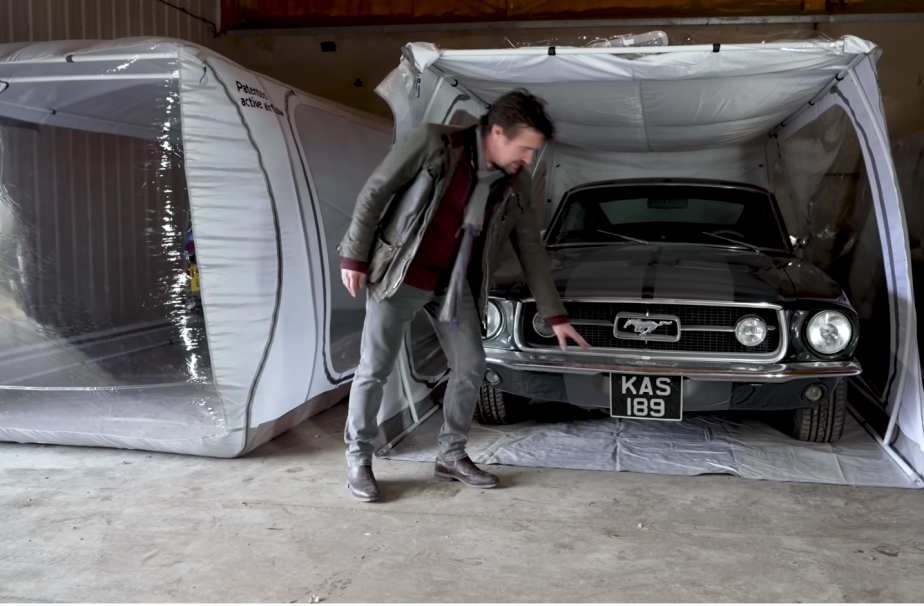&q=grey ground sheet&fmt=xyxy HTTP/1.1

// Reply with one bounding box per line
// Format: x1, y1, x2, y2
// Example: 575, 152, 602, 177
385, 406, 917, 489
